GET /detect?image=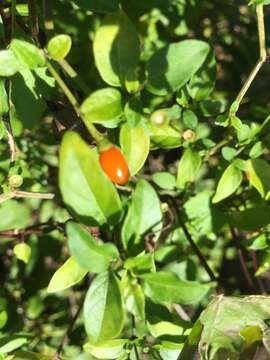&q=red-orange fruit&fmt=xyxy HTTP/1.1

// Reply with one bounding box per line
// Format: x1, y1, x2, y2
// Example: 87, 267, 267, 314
99, 146, 130, 185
